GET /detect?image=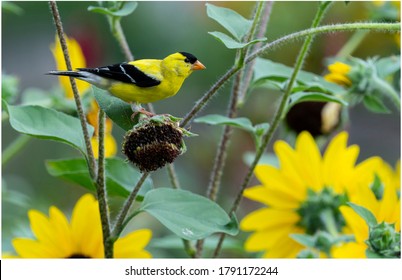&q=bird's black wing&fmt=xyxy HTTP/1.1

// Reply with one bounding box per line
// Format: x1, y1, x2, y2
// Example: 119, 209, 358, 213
77, 63, 161, 88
